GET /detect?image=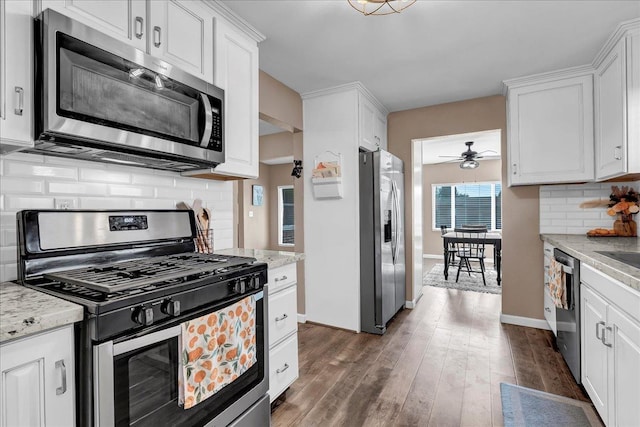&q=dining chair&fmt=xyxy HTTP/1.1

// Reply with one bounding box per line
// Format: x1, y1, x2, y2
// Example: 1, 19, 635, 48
459, 224, 489, 232
453, 228, 487, 286
440, 225, 456, 266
